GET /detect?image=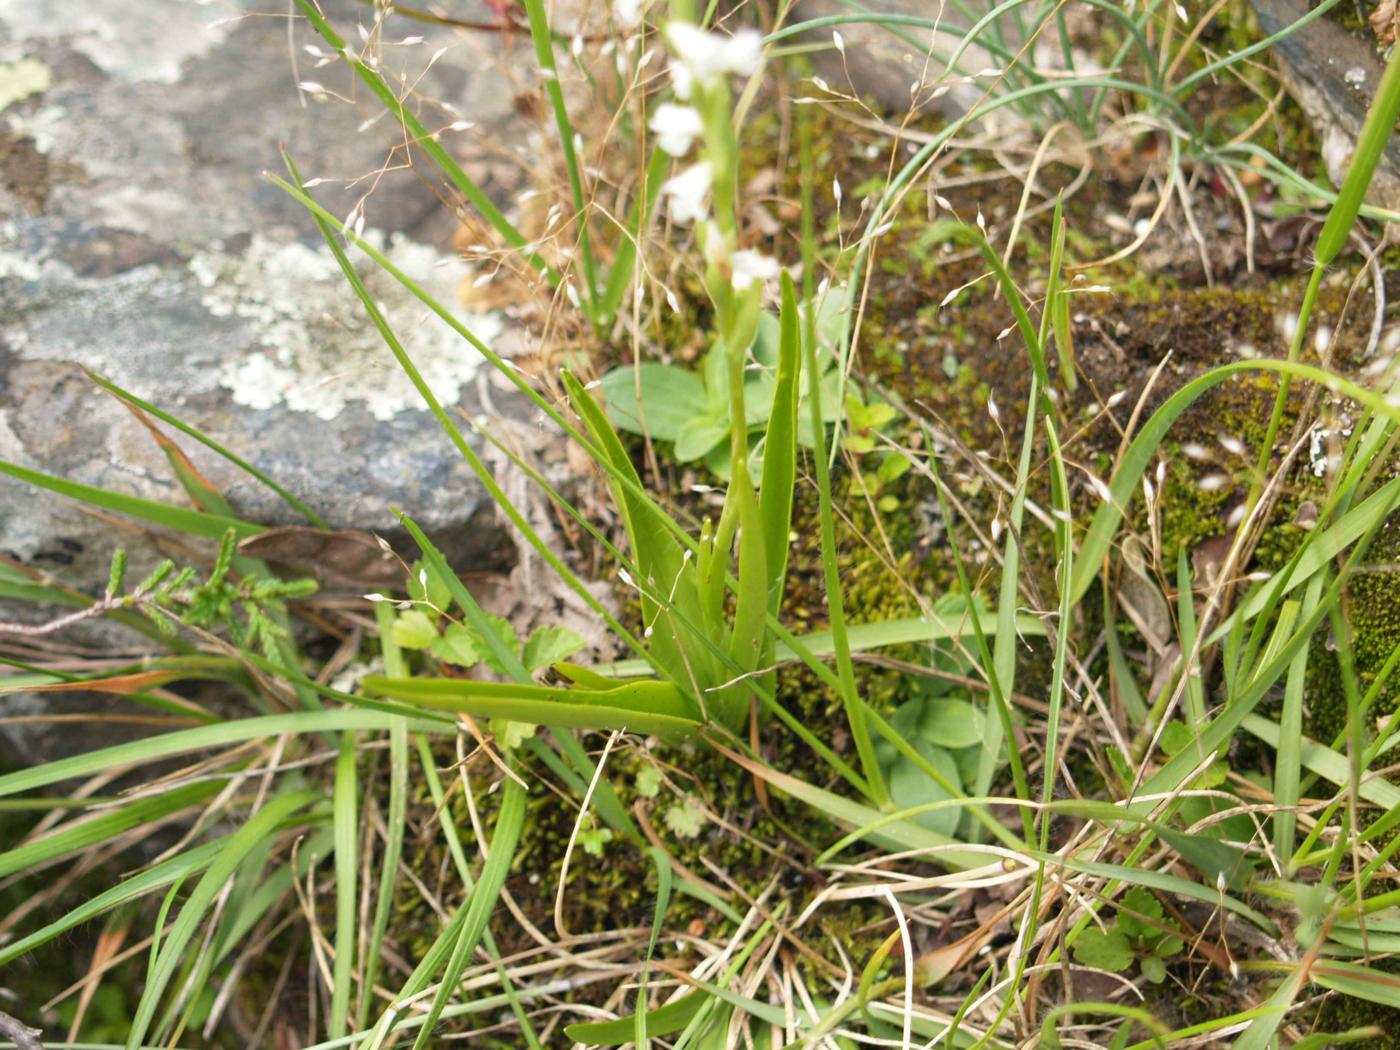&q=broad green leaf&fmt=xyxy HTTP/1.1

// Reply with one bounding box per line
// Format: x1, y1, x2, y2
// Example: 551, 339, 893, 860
392, 609, 438, 650
742, 373, 778, 427
523, 625, 586, 672
1072, 927, 1134, 972
674, 414, 729, 461
429, 623, 480, 667
468, 612, 521, 676
1117, 886, 1164, 941
597, 364, 707, 442
493, 719, 537, 751
919, 698, 985, 750
580, 826, 613, 856
889, 742, 962, 837
1158, 827, 1251, 889
408, 558, 453, 611
563, 370, 705, 692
